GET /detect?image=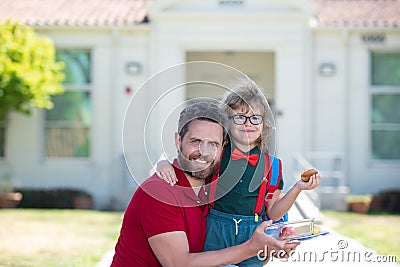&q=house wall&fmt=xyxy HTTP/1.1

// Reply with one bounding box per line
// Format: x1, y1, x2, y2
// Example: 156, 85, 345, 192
1, 3, 320, 209
2, 1, 399, 209
147, 10, 314, 188
2, 27, 150, 209
347, 30, 400, 194
312, 28, 400, 194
